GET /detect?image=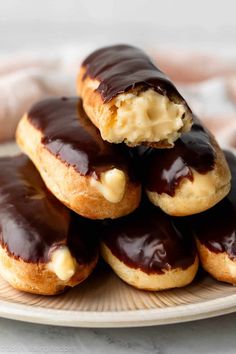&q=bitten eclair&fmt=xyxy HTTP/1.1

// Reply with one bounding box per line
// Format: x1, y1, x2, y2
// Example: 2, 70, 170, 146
16, 97, 141, 219
0, 155, 98, 295
190, 151, 236, 285
77, 44, 192, 147
139, 117, 231, 216
101, 201, 198, 291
